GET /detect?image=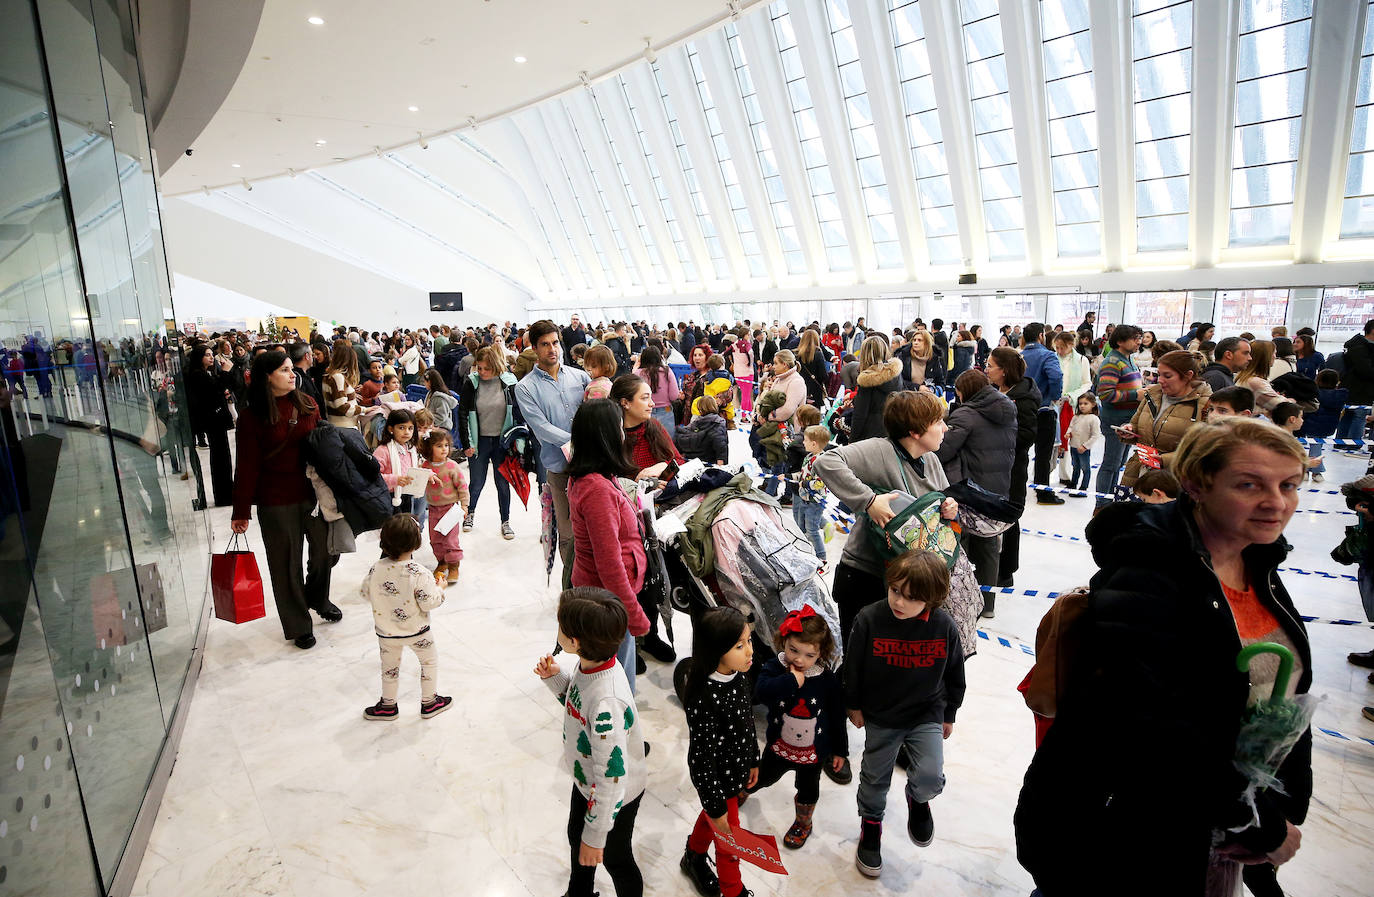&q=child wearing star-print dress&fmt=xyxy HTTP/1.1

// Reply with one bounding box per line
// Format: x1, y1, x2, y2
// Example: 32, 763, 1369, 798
359, 515, 452, 721
748, 605, 847, 849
